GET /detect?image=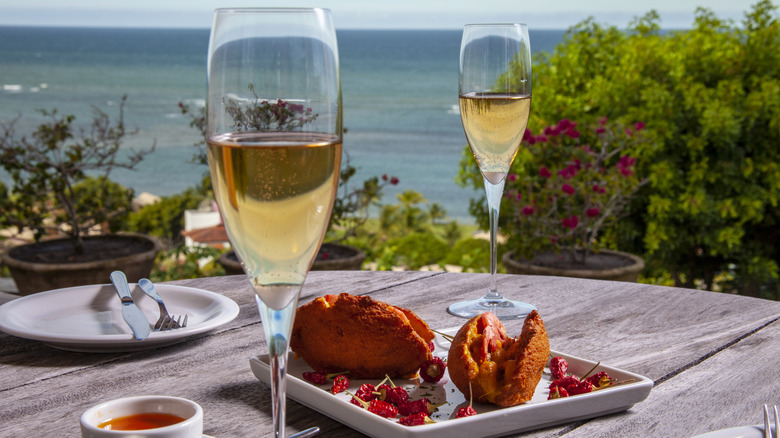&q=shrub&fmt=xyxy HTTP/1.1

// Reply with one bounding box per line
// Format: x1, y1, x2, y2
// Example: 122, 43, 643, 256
458, 1, 780, 297
389, 232, 449, 270
443, 238, 492, 272
126, 186, 208, 249
0, 95, 153, 252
